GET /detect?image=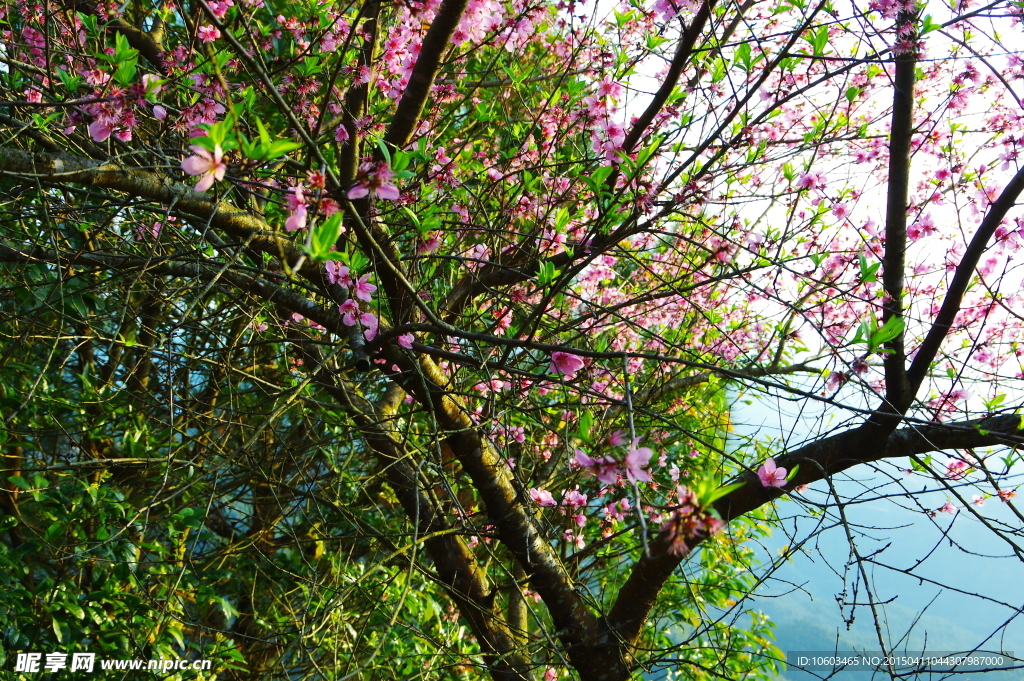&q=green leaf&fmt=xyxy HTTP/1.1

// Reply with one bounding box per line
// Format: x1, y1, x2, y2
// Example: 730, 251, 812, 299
310, 214, 343, 260
113, 32, 139, 62
536, 261, 560, 286
56, 69, 84, 94
77, 12, 98, 33
858, 254, 880, 283
7, 475, 30, 491
392, 150, 411, 173
734, 42, 752, 71
46, 521, 65, 542
256, 117, 273, 145
265, 139, 303, 160
63, 601, 86, 620
710, 57, 726, 82
701, 481, 745, 506
869, 316, 905, 350
400, 206, 421, 230
577, 411, 594, 442
982, 393, 1006, 411
645, 33, 669, 49
113, 59, 138, 86
376, 139, 392, 165
554, 207, 571, 231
